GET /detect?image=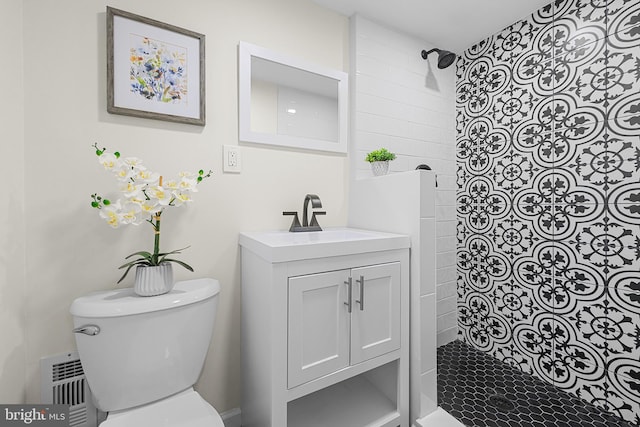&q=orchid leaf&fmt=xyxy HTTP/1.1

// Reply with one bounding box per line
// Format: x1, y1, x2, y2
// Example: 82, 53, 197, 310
124, 251, 153, 260
157, 246, 190, 257
161, 258, 194, 272
117, 262, 145, 283
118, 258, 151, 269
